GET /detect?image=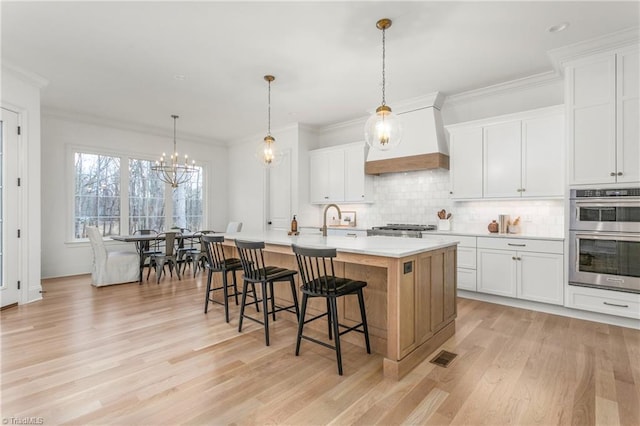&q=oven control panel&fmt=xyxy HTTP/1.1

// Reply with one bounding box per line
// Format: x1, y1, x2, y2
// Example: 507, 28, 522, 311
573, 188, 640, 198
